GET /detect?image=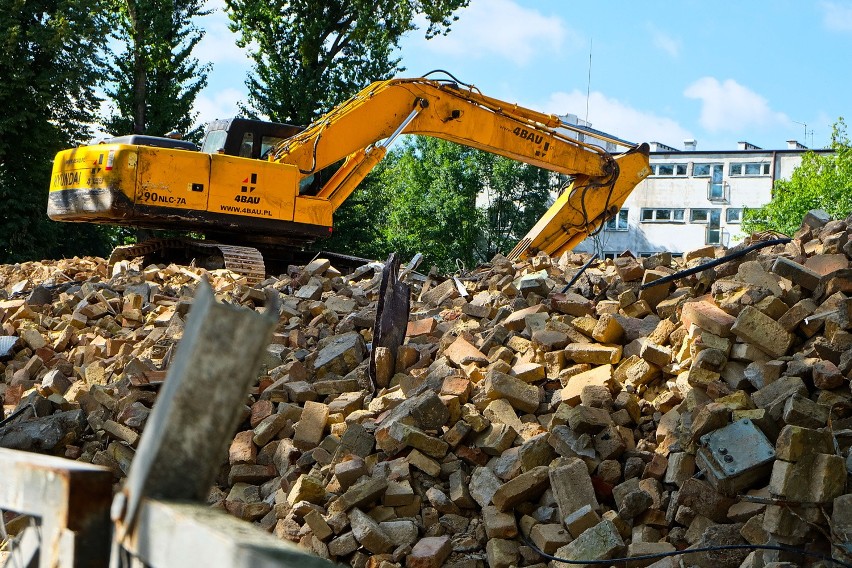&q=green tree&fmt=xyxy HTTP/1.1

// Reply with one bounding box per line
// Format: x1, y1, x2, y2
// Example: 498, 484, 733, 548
0, 0, 113, 262
475, 152, 553, 261
355, 137, 552, 272
104, 0, 211, 139
323, 160, 394, 260
225, 0, 470, 124
382, 137, 482, 272
743, 118, 852, 236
